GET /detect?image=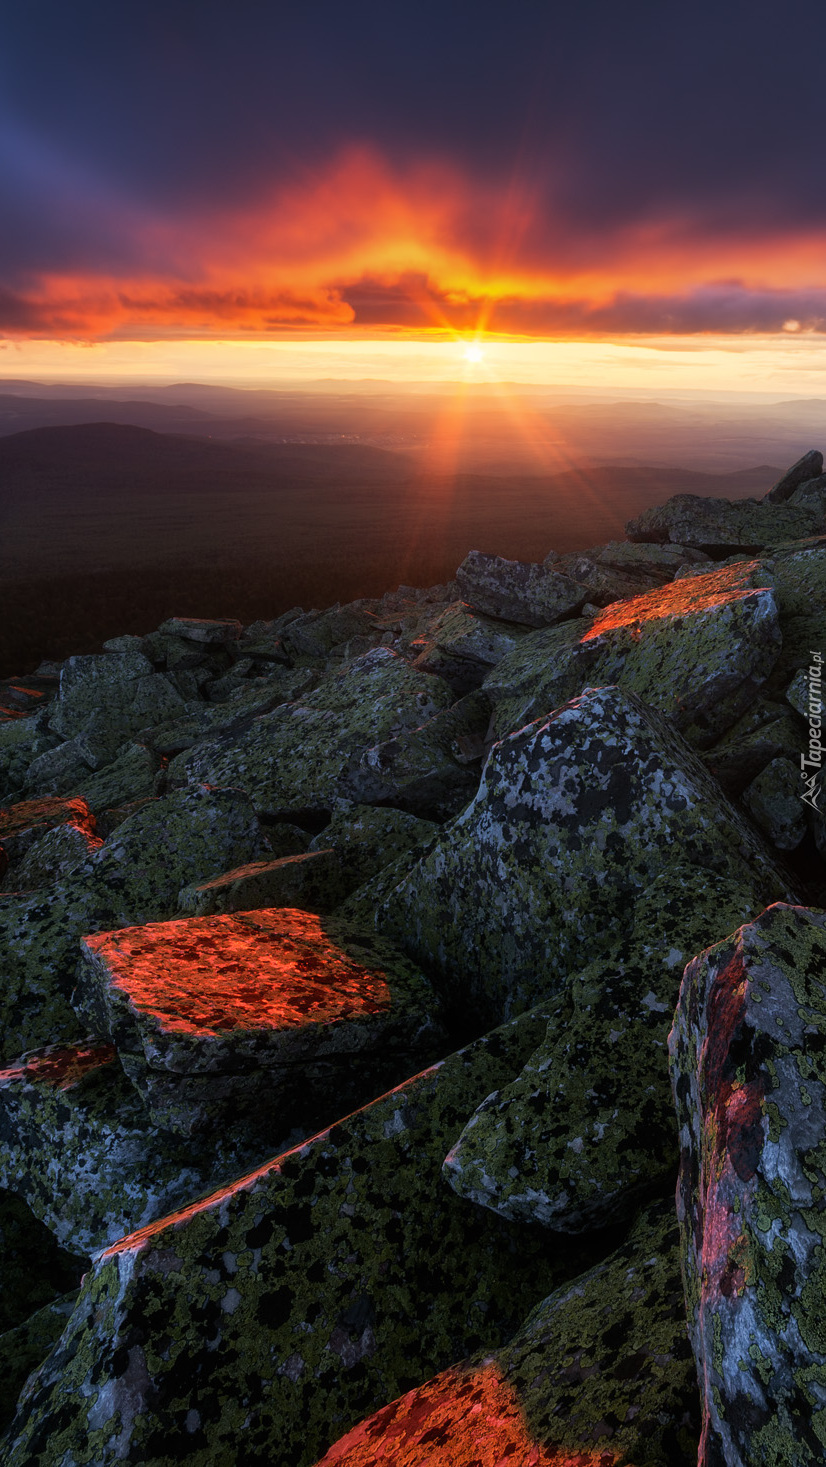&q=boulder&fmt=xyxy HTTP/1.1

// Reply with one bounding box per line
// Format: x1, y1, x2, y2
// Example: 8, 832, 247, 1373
314, 1200, 699, 1467
407, 602, 529, 694
157, 617, 242, 644
701, 699, 802, 795
0, 710, 62, 802
0, 1189, 85, 1336
484, 560, 781, 747
625, 493, 826, 552
73, 908, 445, 1136
166, 649, 455, 817
0, 1040, 269, 1256
455, 550, 588, 627
0, 1294, 77, 1433
0, 796, 96, 864
50, 654, 187, 743
307, 806, 438, 894
178, 850, 345, 916
442, 867, 780, 1233
1, 1003, 598, 1467
0, 786, 267, 1062
668, 903, 826, 1467
763, 449, 823, 504
339, 690, 490, 820
4, 820, 103, 891
71, 741, 160, 814
741, 756, 808, 851
374, 686, 793, 1026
